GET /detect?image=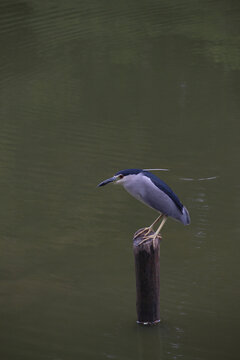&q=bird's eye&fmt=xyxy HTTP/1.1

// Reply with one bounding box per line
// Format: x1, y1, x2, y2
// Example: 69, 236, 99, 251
118, 174, 124, 179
